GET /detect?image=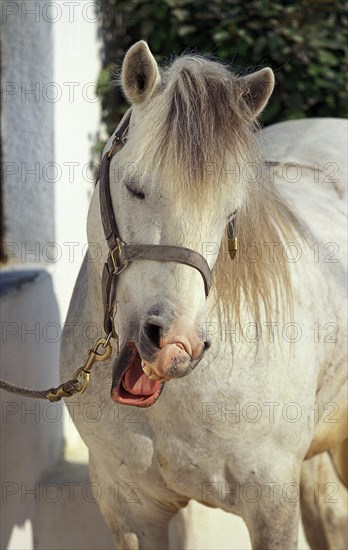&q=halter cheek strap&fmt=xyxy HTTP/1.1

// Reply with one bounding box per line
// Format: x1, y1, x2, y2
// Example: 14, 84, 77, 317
98, 110, 236, 339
